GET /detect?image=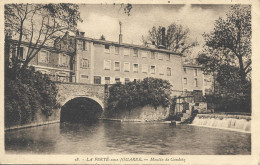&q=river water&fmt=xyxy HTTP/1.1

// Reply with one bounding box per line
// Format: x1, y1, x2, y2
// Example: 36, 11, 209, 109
5, 121, 251, 155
